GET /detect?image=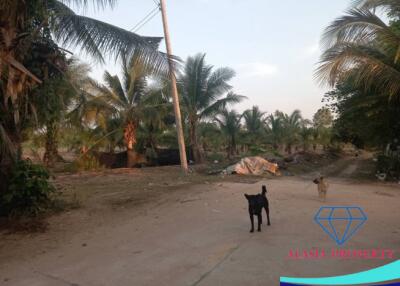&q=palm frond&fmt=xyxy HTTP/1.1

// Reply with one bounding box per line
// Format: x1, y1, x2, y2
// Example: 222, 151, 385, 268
200, 92, 246, 119
0, 124, 17, 162
58, 0, 117, 10
103, 71, 127, 105
352, 0, 400, 16
321, 8, 400, 56
243, 106, 267, 133
316, 43, 400, 98
49, 0, 170, 74
205, 67, 236, 102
